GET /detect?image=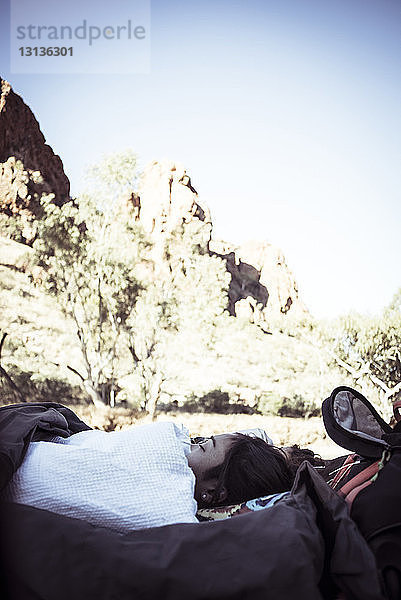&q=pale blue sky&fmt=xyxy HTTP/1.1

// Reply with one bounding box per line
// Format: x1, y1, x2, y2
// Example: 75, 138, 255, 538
1, 0, 400, 317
